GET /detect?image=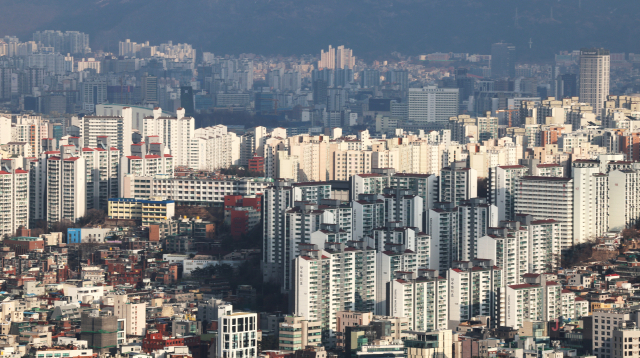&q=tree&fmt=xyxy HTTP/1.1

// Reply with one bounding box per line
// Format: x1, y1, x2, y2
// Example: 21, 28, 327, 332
76, 209, 107, 227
